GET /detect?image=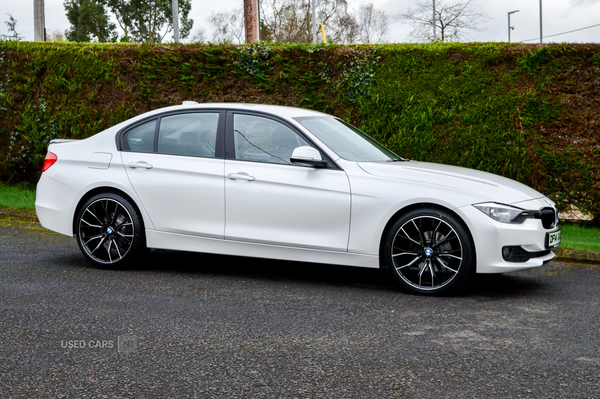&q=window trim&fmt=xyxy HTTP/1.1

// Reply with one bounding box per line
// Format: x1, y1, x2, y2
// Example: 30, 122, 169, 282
118, 118, 158, 153
117, 109, 226, 159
